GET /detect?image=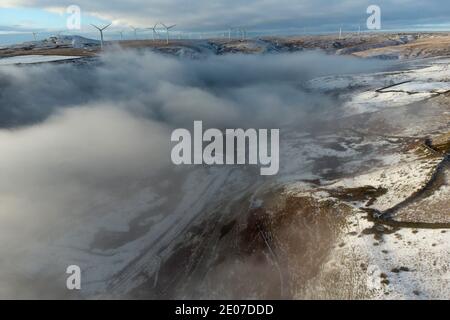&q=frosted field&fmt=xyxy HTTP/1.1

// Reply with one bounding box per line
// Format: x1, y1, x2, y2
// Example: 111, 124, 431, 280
0, 55, 81, 65
0, 49, 448, 299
